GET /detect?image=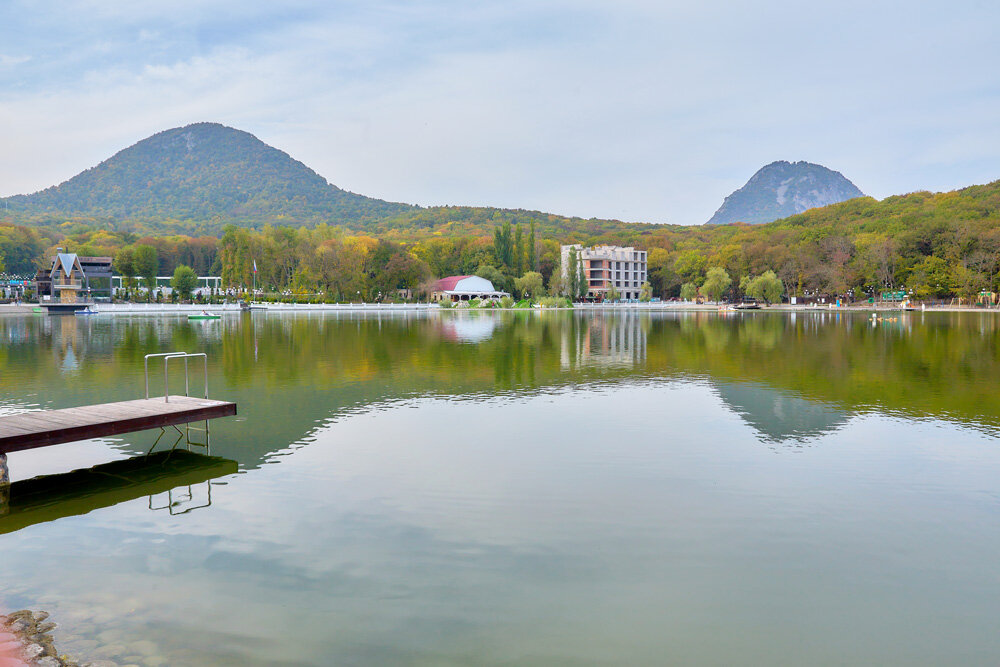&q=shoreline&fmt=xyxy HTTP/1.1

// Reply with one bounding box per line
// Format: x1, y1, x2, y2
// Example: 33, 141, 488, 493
2, 302, 999, 316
